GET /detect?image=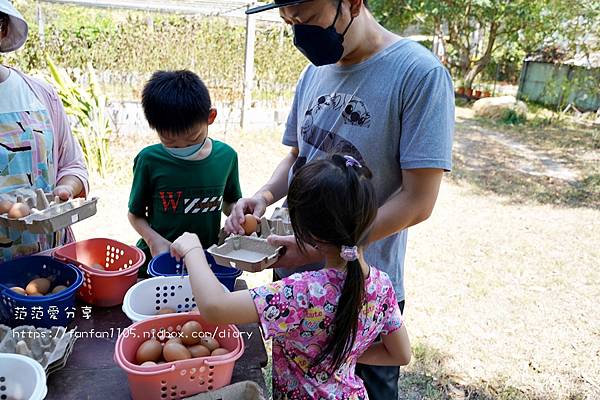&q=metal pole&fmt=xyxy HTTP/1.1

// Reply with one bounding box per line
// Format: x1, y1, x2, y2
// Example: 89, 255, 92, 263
241, 3, 256, 130
37, 0, 45, 49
